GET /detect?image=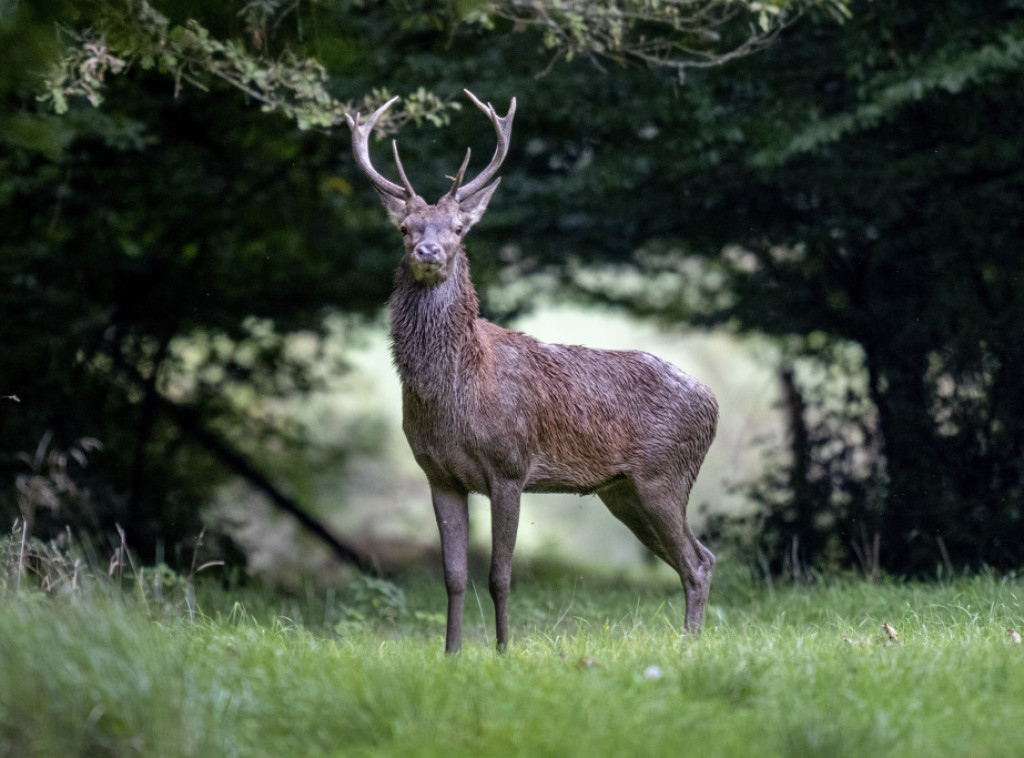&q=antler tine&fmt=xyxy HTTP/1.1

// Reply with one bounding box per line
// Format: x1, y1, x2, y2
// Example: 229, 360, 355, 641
454, 90, 517, 202
344, 96, 414, 200
391, 140, 417, 198
445, 148, 473, 198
